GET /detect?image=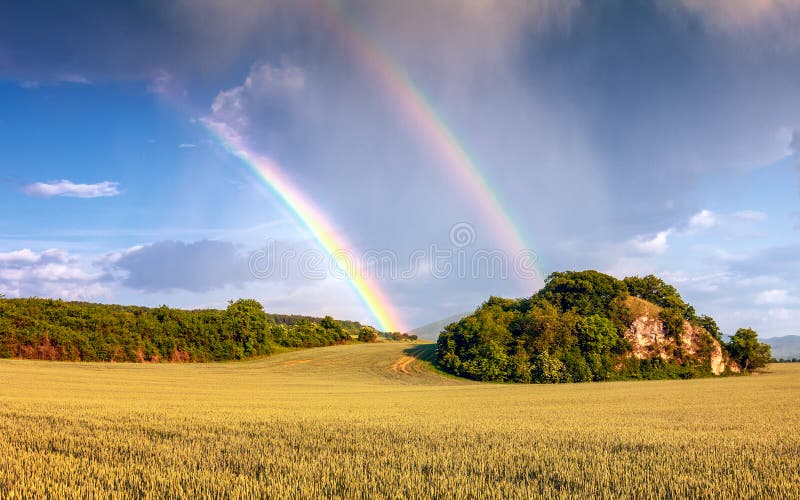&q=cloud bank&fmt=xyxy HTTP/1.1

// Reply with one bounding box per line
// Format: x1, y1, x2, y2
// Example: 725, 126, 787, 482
111, 240, 255, 292
0, 248, 108, 300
